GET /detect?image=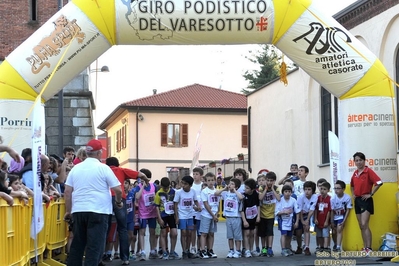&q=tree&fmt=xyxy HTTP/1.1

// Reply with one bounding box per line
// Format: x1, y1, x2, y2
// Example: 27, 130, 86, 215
241, 45, 282, 94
